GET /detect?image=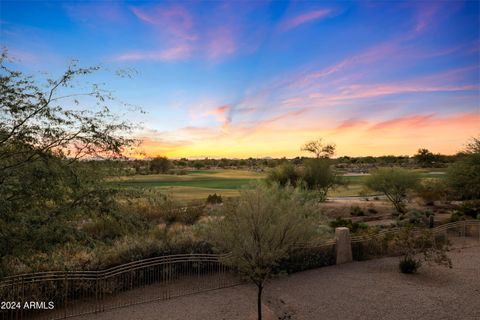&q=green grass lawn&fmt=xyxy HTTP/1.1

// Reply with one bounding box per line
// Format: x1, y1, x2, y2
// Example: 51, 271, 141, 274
113, 169, 445, 201
113, 170, 264, 200
119, 178, 258, 189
